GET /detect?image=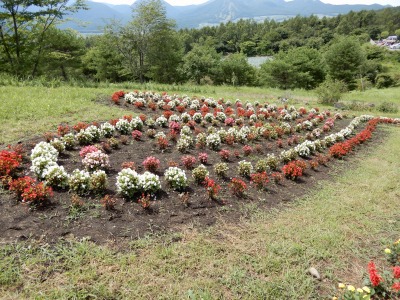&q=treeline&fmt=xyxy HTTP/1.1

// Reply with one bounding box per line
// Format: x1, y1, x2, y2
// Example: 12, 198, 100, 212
1, 0, 399, 91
